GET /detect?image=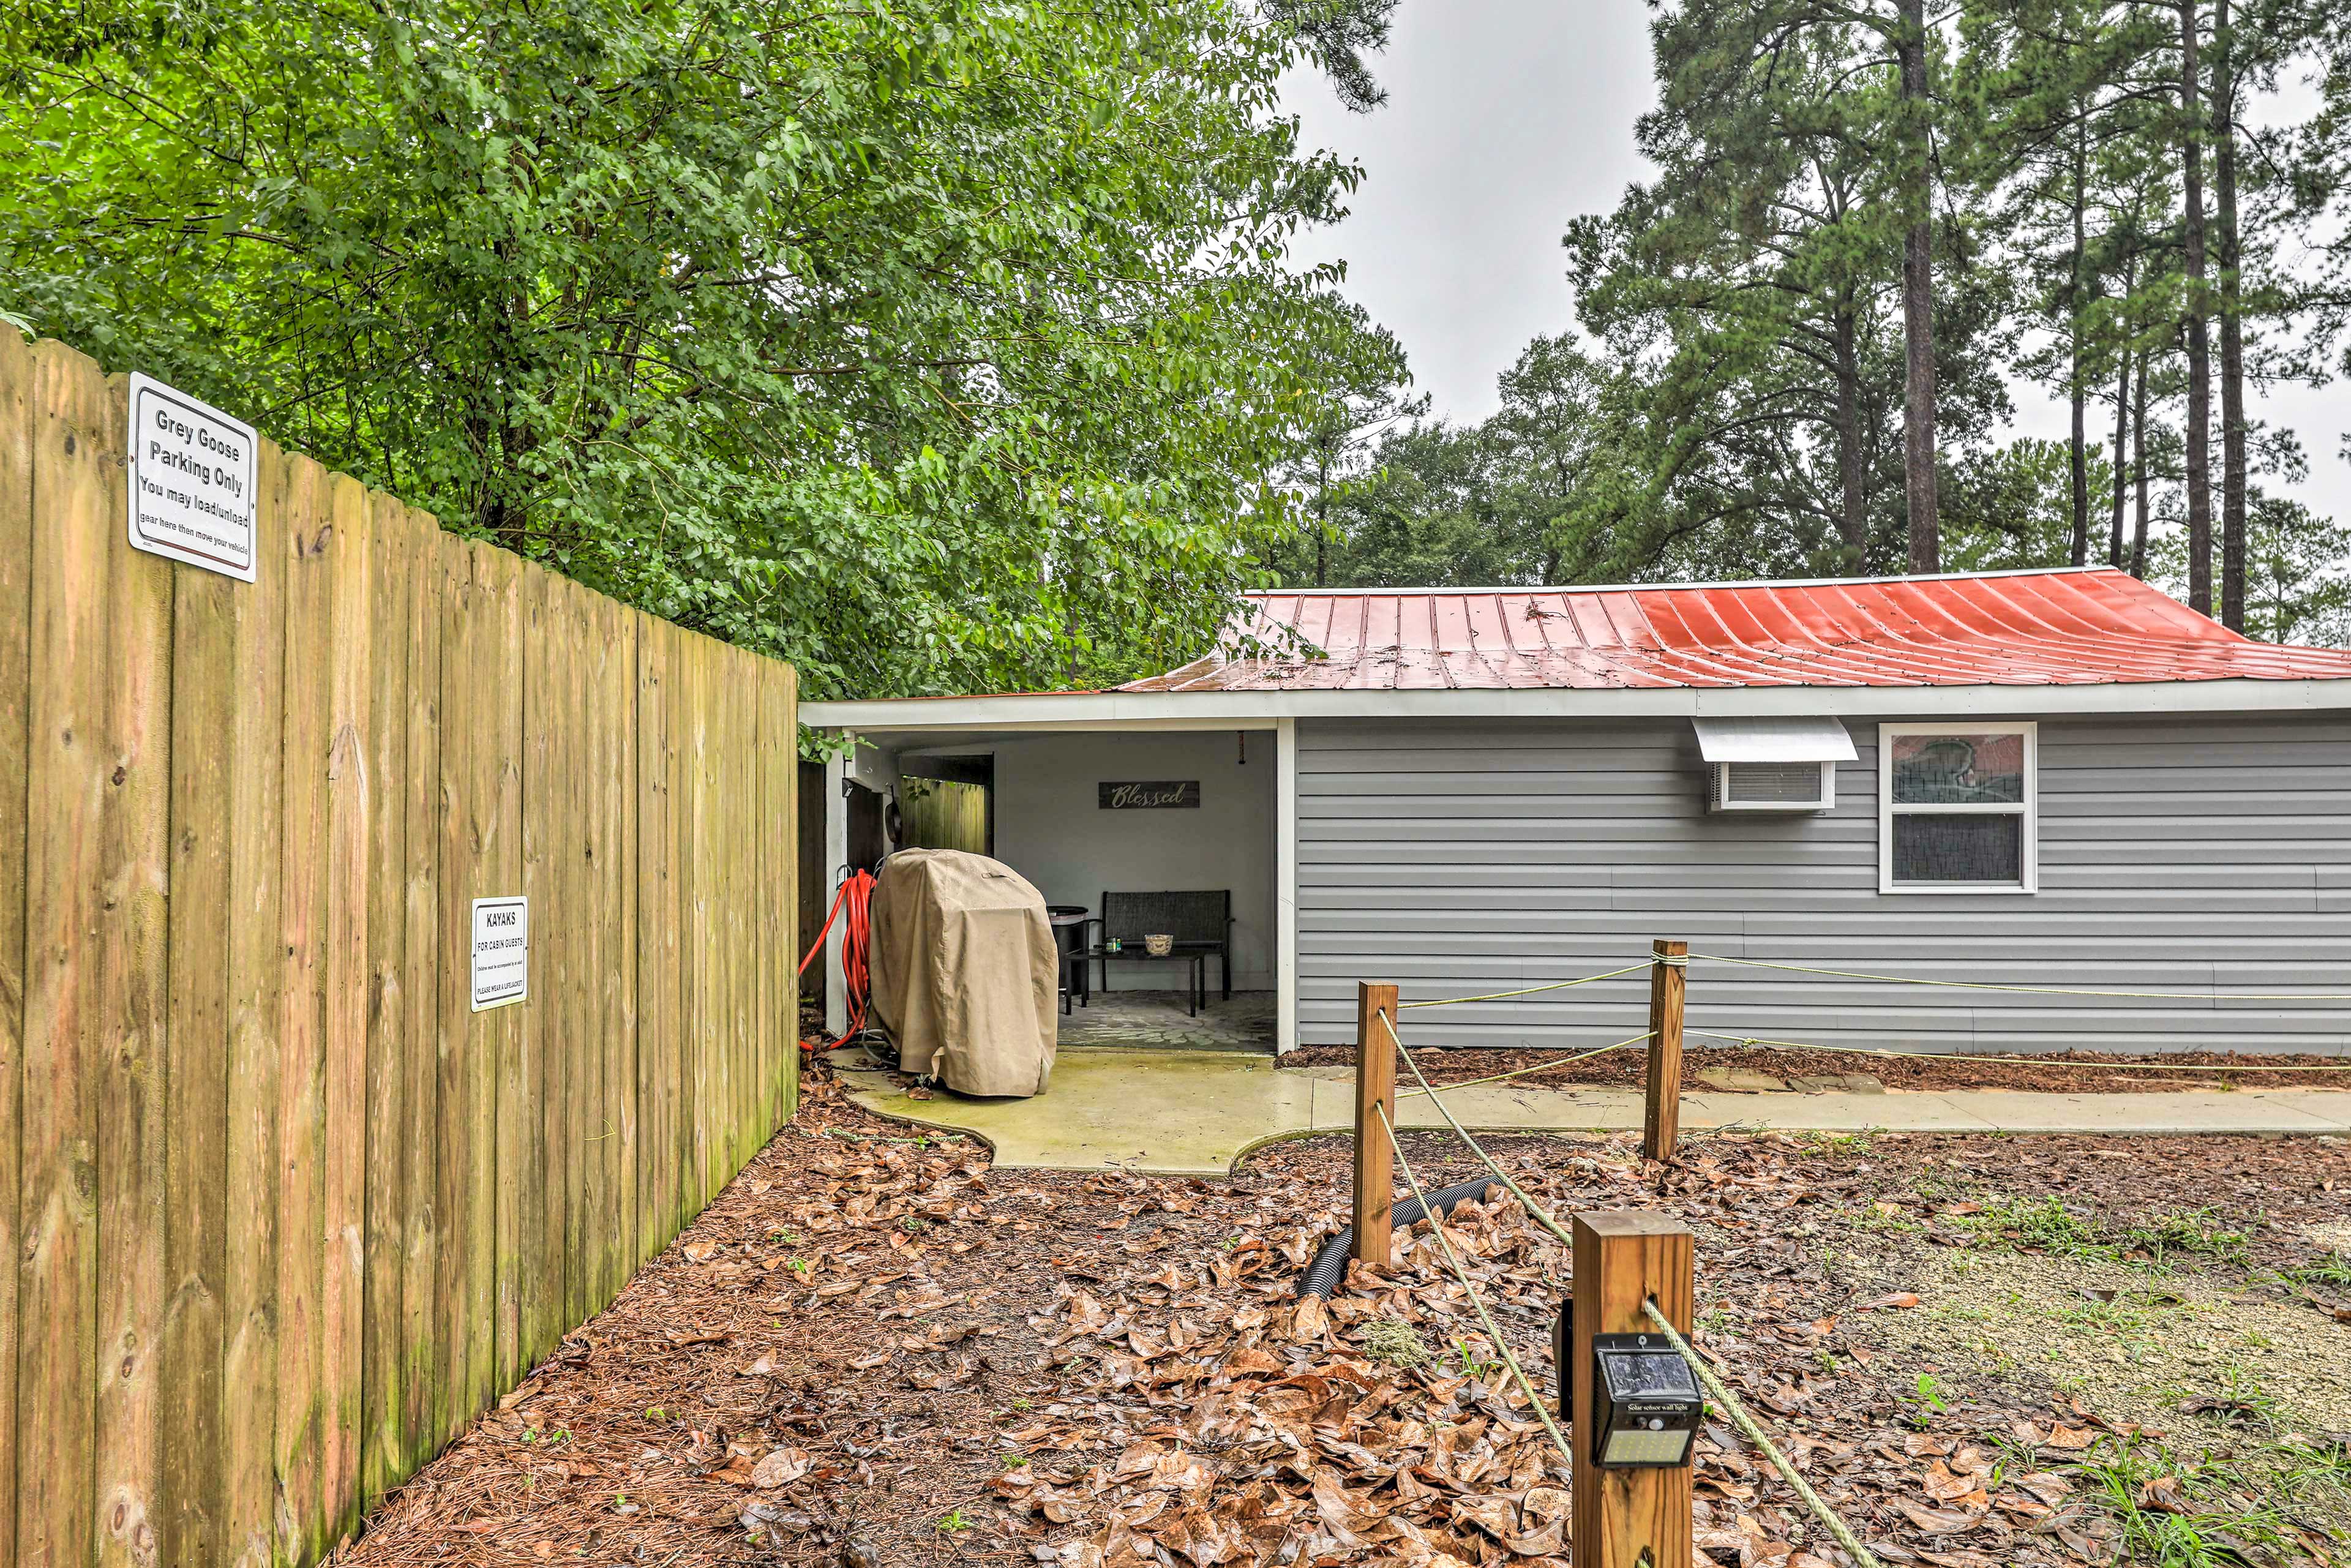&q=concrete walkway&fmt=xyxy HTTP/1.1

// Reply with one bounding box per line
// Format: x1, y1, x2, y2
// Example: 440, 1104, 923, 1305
837, 1046, 2351, 1177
